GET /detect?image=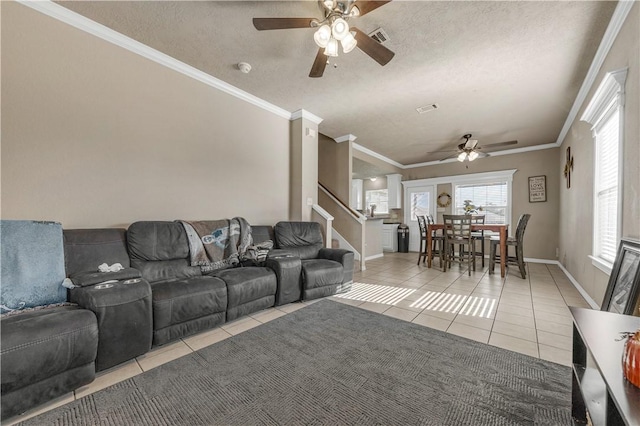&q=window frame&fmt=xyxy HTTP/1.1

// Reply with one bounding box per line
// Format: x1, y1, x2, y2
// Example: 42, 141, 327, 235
452, 175, 514, 230
365, 189, 389, 214
581, 68, 627, 275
